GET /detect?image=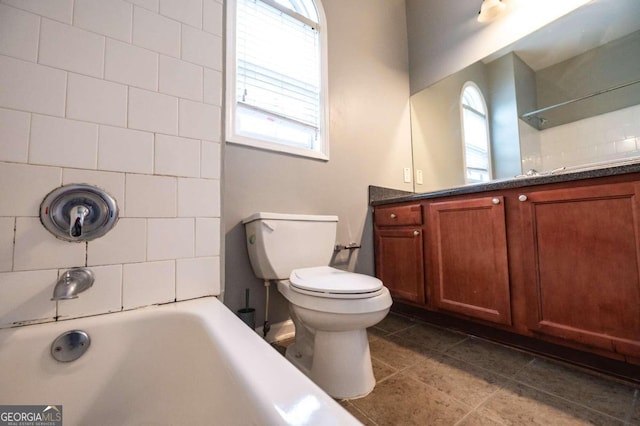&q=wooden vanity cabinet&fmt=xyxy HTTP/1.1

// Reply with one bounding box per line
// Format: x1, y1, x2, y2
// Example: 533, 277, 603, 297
427, 196, 512, 325
518, 181, 640, 359
373, 173, 640, 369
373, 204, 425, 304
